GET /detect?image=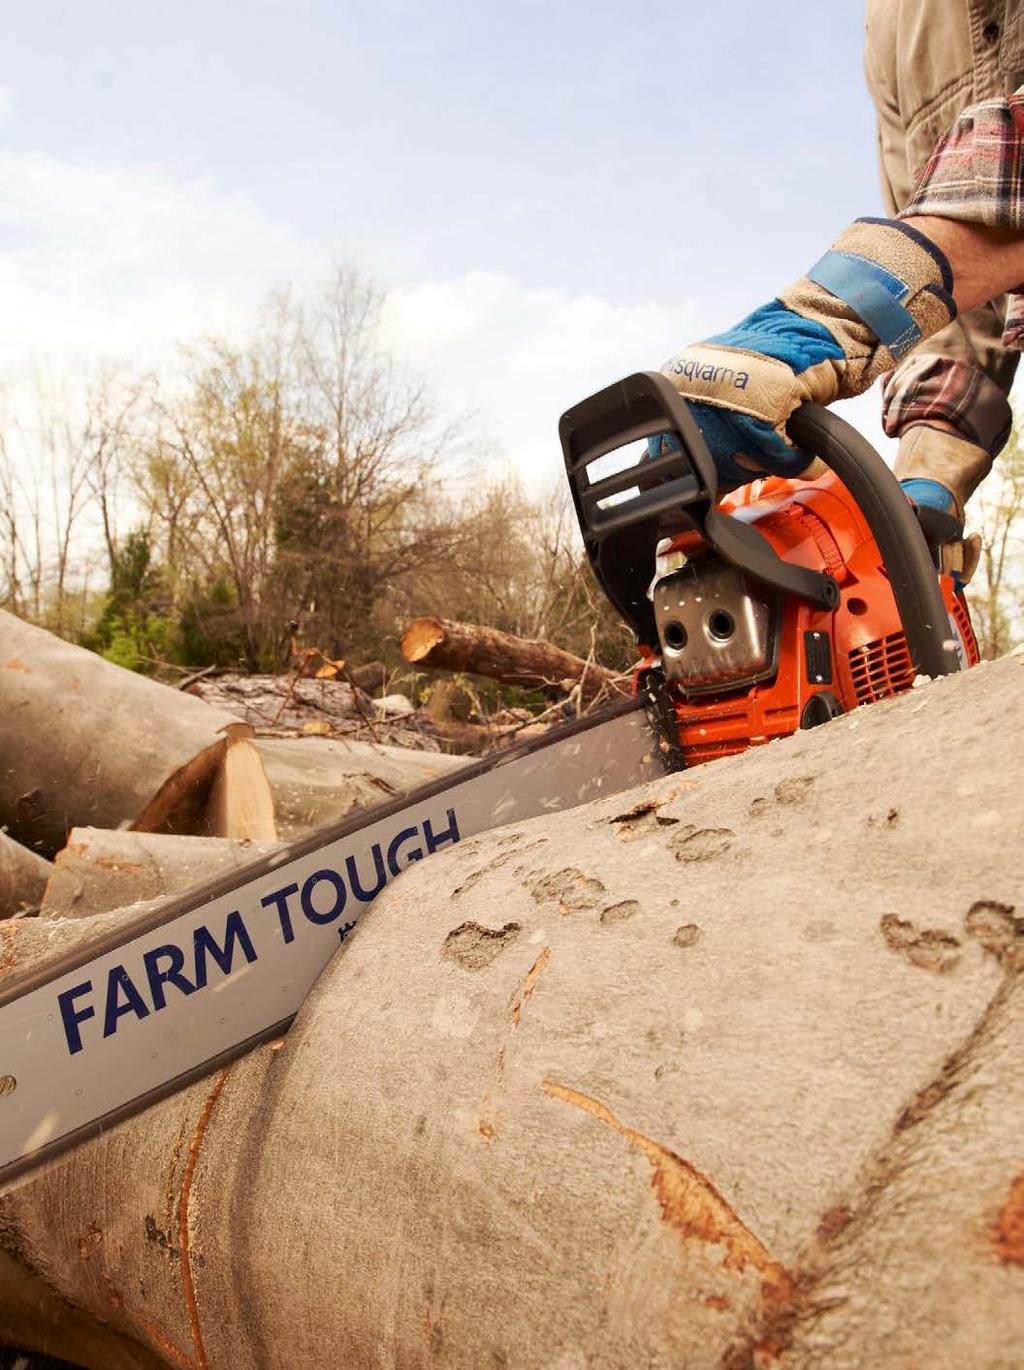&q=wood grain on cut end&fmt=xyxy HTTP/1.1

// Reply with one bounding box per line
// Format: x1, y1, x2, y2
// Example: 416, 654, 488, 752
401, 617, 446, 664
130, 736, 228, 838
204, 730, 277, 842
